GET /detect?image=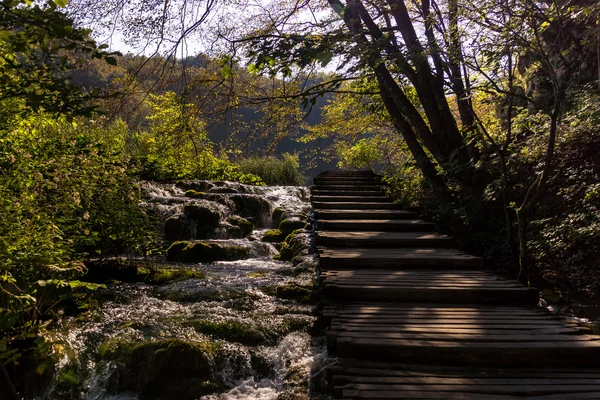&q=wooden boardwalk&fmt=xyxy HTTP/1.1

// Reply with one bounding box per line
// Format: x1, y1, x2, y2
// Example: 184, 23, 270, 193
312, 170, 600, 399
